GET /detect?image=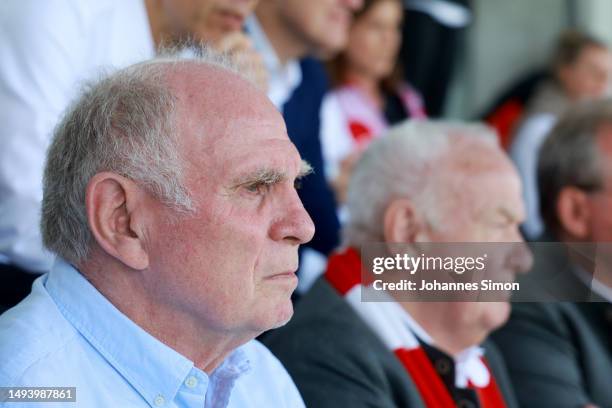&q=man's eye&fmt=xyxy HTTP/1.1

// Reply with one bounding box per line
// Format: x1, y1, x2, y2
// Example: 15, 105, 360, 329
245, 182, 269, 195
492, 219, 513, 229
294, 179, 303, 190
